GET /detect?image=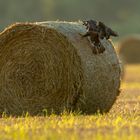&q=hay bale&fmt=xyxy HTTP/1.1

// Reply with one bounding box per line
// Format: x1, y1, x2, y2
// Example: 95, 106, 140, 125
0, 23, 84, 115
119, 35, 140, 64
0, 21, 121, 115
